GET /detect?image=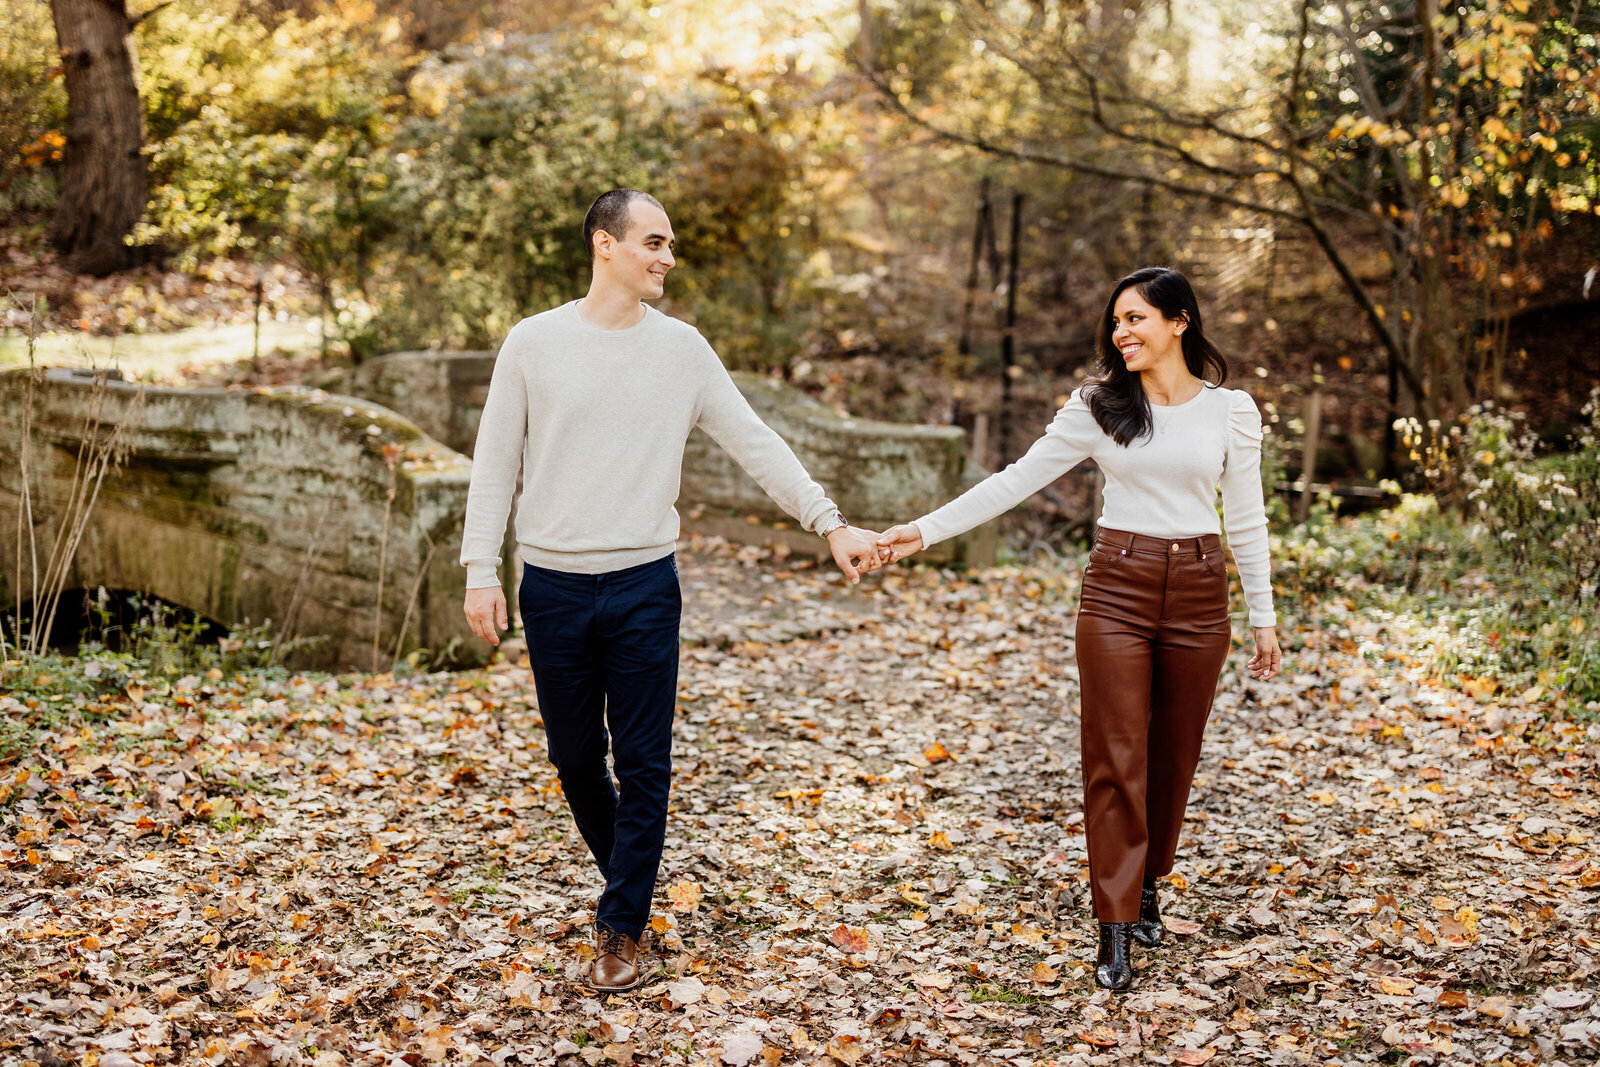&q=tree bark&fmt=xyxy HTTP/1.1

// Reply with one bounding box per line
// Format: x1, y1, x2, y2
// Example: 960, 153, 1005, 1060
50, 0, 146, 276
